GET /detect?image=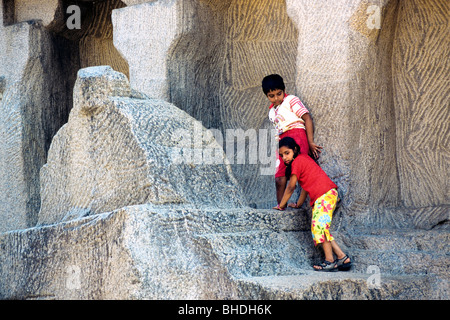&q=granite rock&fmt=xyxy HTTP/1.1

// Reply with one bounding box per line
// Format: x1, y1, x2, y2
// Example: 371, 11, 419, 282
38, 66, 246, 226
